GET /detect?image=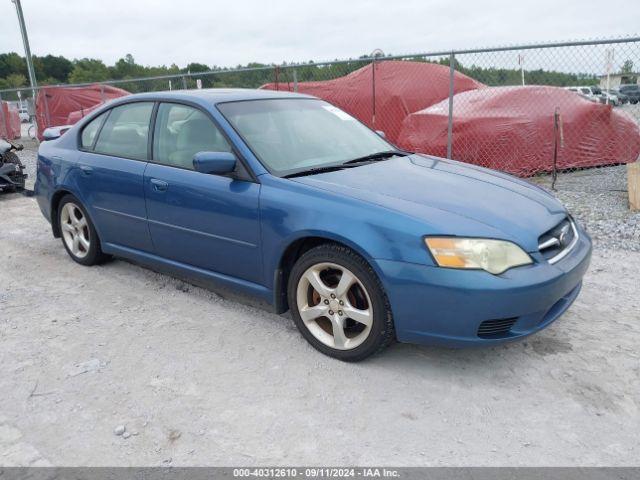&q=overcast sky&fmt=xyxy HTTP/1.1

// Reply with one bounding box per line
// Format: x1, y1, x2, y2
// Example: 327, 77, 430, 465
1, 0, 638, 68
